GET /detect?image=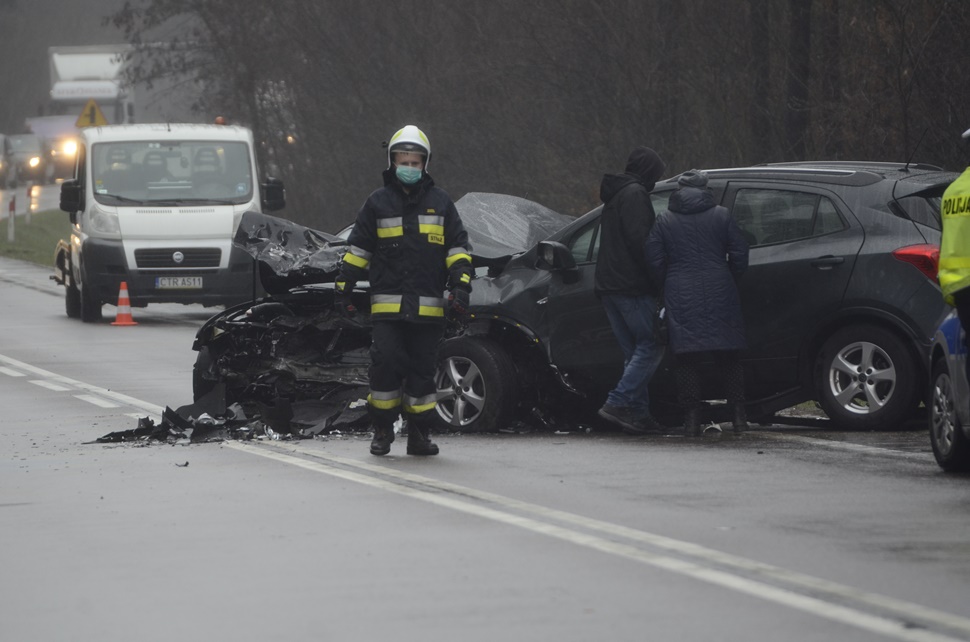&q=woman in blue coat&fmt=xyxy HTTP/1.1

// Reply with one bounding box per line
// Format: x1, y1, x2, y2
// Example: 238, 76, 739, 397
645, 170, 749, 436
